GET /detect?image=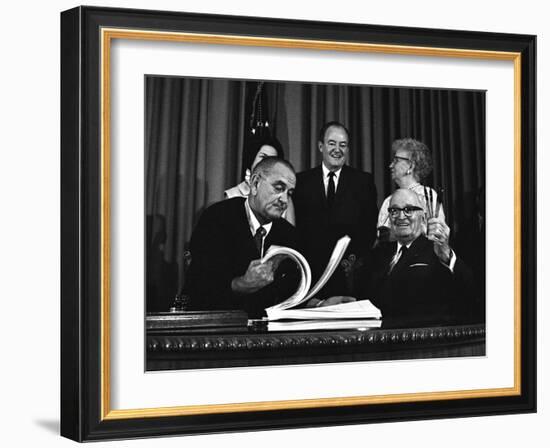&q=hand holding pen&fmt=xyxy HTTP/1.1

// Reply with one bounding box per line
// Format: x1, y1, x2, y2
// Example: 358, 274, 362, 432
423, 186, 434, 219
426, 187, 450, 263
434, 187, 444, 219
423, 186, 444, 220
